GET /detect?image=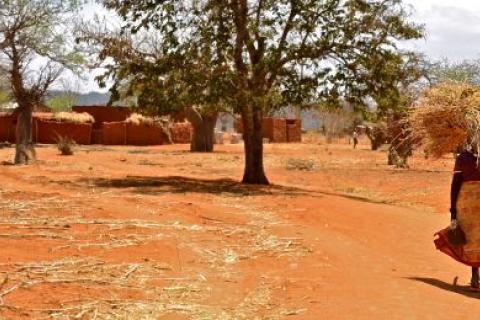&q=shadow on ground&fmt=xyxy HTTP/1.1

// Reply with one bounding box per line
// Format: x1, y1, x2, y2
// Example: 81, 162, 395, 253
79, 175, 317, 197
72, 175, 400, 204
407, 277, 480, 299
